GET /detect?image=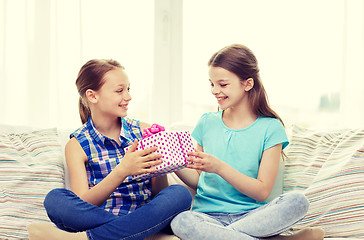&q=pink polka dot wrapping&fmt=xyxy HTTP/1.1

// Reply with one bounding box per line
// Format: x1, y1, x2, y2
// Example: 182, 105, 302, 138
123, 131, 195, 180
